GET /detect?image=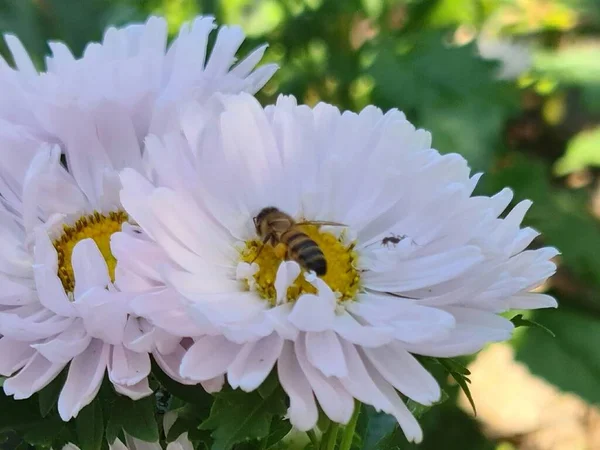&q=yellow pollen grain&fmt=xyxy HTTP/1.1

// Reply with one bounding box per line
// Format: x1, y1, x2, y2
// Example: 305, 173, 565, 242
240, 225, 360, 305
52, 210, 129, 294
